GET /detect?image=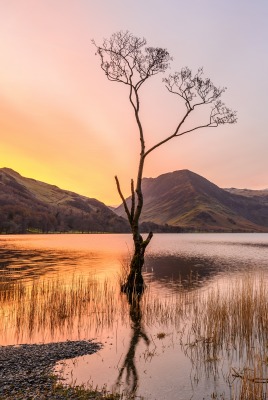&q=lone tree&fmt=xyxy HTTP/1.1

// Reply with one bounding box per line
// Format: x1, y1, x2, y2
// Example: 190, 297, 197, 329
93, 31, 237, 293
